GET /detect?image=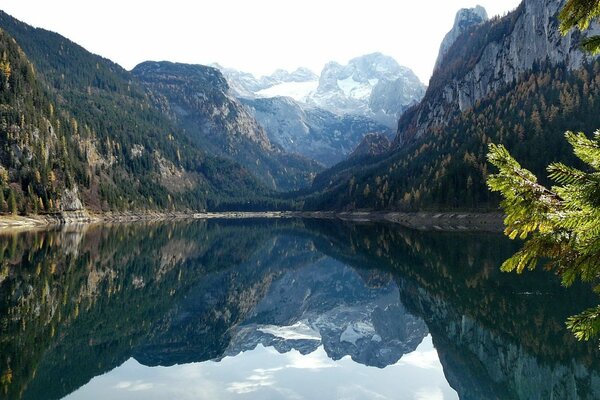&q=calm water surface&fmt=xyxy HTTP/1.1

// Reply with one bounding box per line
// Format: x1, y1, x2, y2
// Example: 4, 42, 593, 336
1, 219, 599, 399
